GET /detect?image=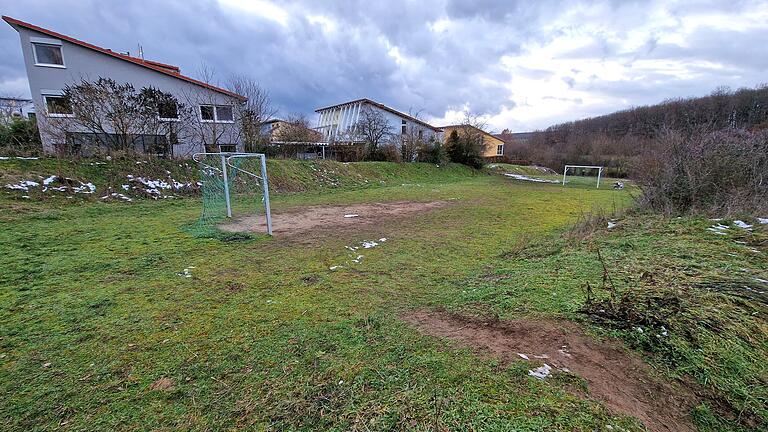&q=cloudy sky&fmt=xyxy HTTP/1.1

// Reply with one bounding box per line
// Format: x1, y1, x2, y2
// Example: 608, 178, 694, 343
1, 0, 767, 131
